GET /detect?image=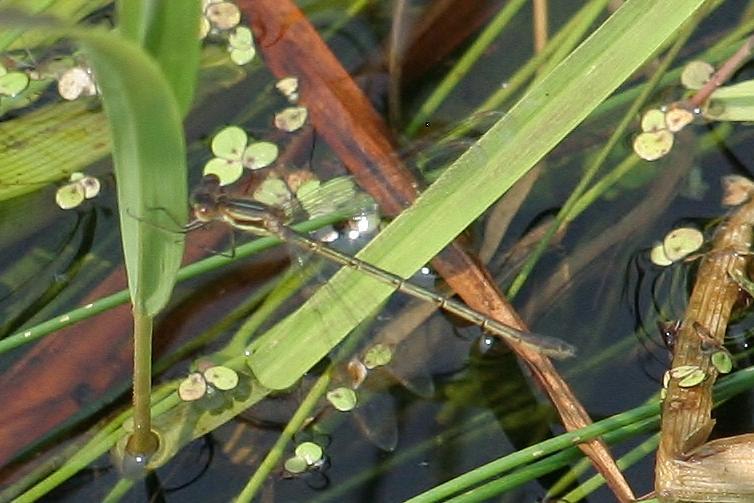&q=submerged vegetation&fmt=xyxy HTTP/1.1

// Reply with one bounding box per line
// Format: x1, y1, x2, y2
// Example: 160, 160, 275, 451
4, 1, 754, 502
